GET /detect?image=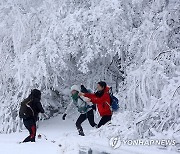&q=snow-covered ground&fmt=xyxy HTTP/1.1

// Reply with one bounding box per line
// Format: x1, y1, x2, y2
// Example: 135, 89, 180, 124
0, 114, 179, 154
